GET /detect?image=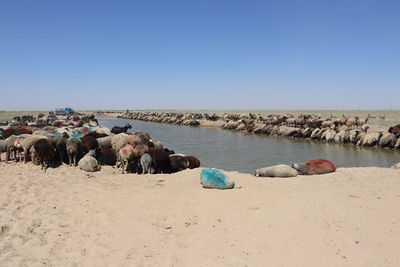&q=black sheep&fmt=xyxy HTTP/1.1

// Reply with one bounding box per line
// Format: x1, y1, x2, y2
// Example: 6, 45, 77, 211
34, 139, 55, 170
96, 148, 117, 166
111, 124, 132, 134
81, 136, 99, 154
147, 148, 172, 174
